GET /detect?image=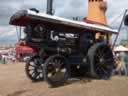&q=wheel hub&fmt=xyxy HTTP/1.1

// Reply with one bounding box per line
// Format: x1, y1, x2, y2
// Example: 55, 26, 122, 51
99, 58, 104, 63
